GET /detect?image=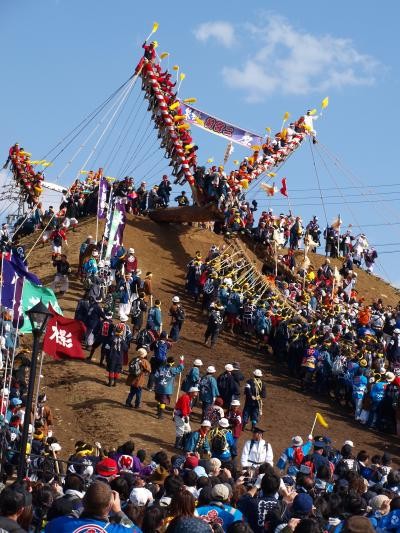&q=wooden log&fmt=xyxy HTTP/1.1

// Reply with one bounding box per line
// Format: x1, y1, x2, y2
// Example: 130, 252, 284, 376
148, 204, 224, 223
